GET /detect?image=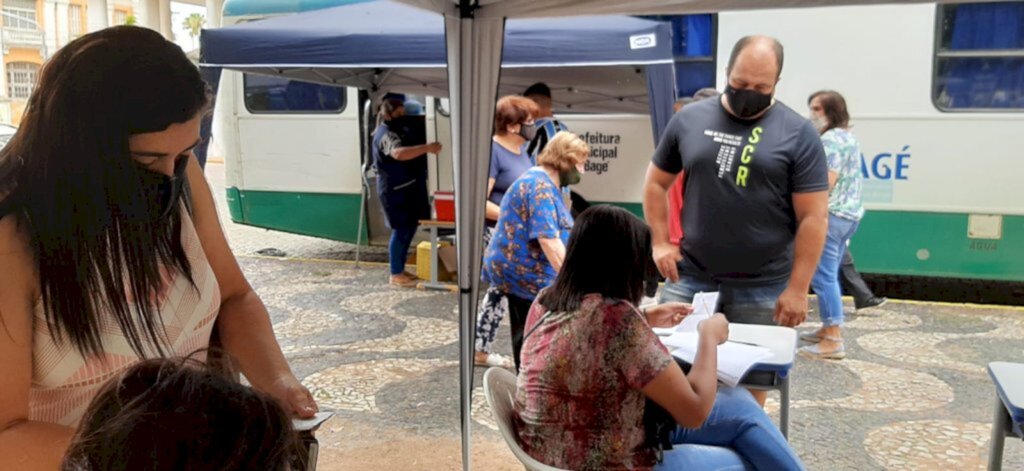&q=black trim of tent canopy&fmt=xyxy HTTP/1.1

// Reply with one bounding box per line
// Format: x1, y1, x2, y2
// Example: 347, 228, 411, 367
459, 0, 476, 18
